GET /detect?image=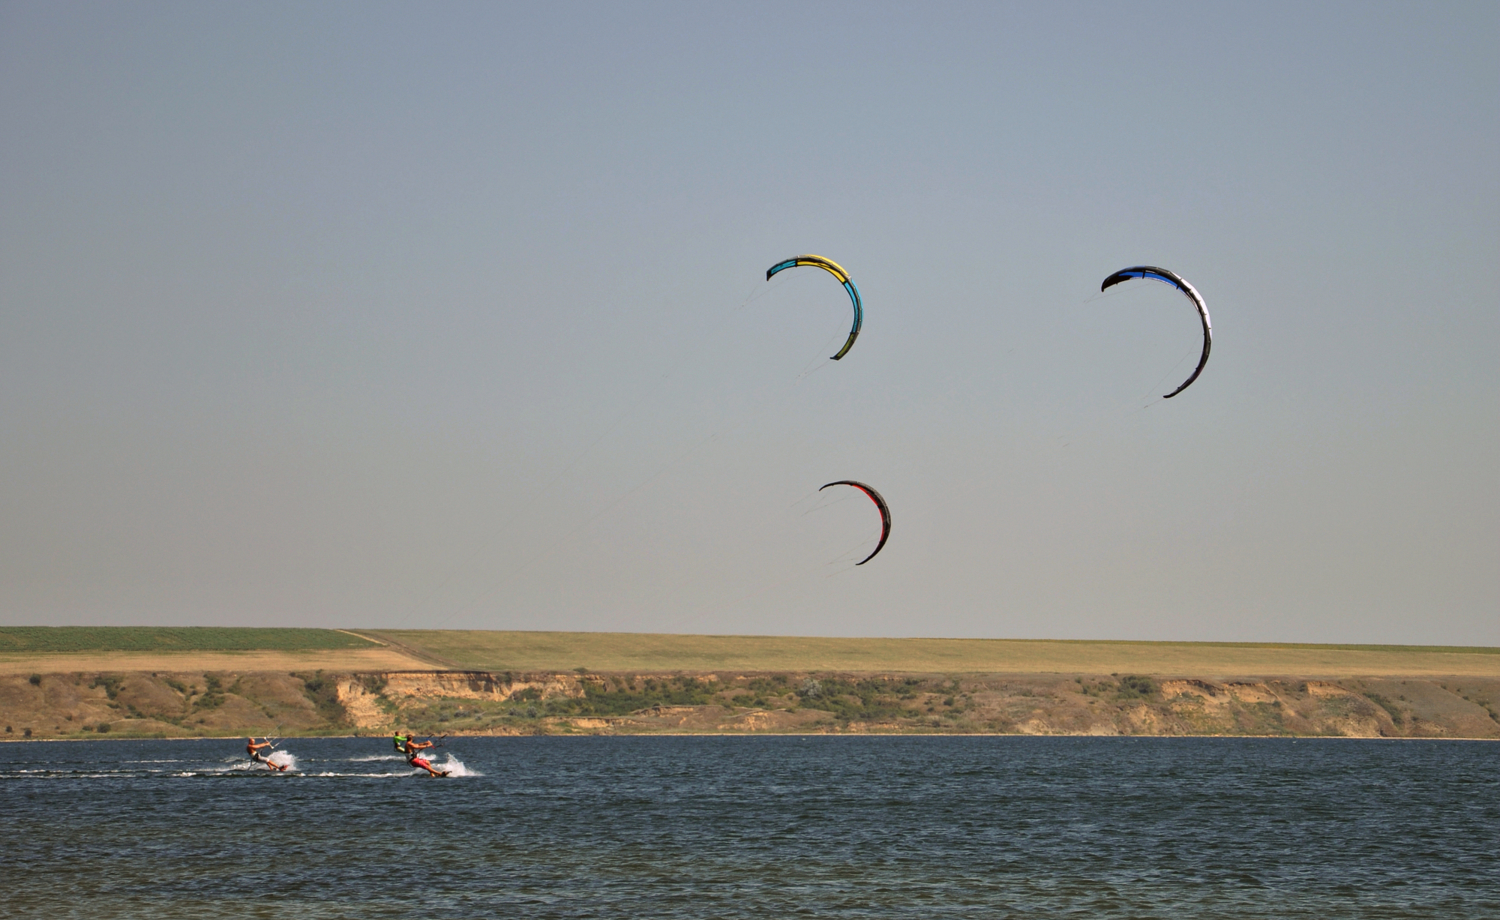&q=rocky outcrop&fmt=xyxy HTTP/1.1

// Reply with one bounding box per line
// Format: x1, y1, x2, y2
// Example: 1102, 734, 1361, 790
335, 671, 591, 730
